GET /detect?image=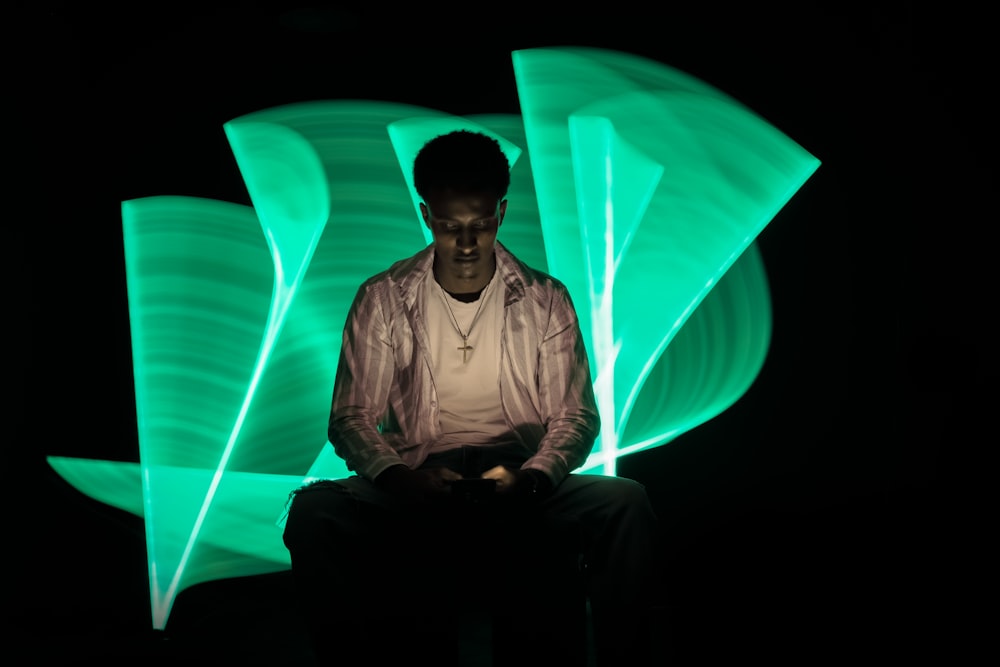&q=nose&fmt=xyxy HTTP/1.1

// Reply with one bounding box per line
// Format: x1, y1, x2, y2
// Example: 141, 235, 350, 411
457, 228, 476, 252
